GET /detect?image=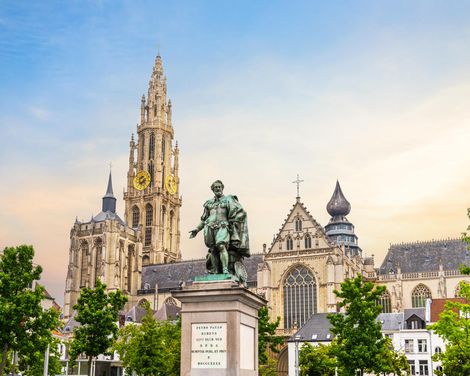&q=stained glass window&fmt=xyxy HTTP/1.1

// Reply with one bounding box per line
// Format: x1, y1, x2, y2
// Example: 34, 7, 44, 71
283, 266, 317, 329
411, 284, 431, 308
379, 291, 392, 313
